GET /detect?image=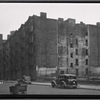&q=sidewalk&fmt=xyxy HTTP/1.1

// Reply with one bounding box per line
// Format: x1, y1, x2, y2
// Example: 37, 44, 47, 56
31, 82, 100, 91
